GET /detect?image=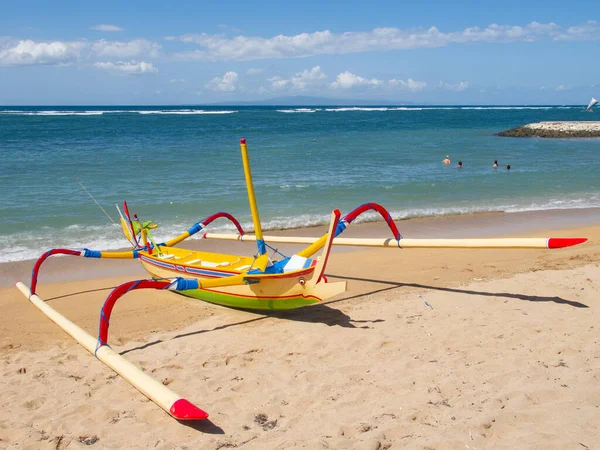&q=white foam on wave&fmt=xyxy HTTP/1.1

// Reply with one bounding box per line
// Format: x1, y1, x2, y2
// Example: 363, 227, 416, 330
0, 228, 132, 263
2, 194, 599, 263
502, 195, 600, 213
459, 106, 553, 110
137, 109, 237, 115
0, 217, 259, 263
0, 109, 237, 116
321, 106, 570, 112
165, 195, 600, 235
0, 110, 127, 116
325, 107, 391, 112
6, 110, 107, 116
277, 108, 318, 113
279, 184, 309, 189
1, 106, 578, 117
